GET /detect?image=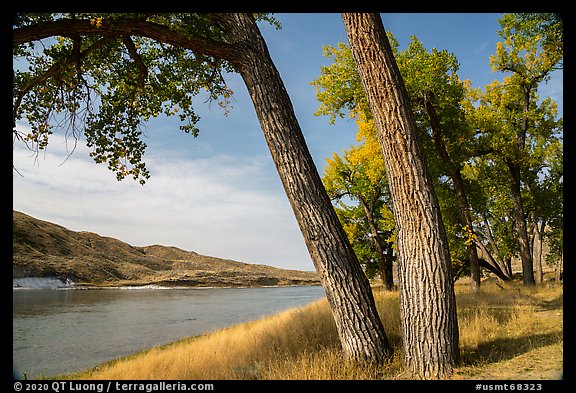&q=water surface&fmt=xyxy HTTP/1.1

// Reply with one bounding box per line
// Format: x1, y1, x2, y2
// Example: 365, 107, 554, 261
13, 285, 325, 378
